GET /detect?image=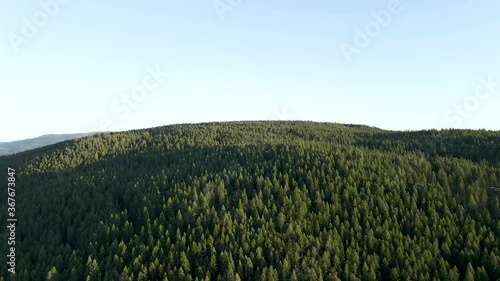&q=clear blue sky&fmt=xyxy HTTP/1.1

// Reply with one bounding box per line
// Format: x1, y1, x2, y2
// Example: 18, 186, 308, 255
1, 0, 499, 142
